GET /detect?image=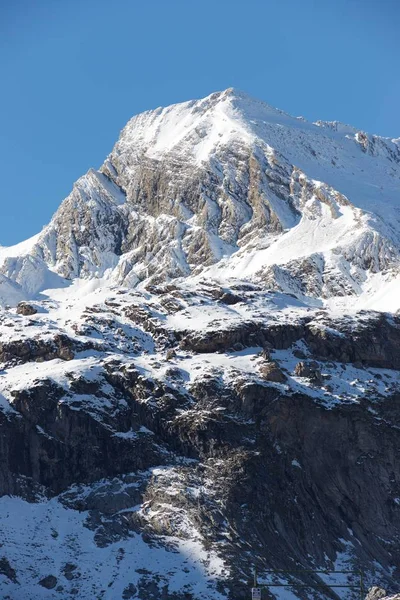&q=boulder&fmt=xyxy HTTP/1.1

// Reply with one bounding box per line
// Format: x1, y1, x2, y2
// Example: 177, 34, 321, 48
62, 563, 78, 581
39, 575, 57, 589
16, 302, 37, 316
259, 361, 287, 383
166, 348, 176, 361
294, 360, 322, 383
260, 346, 272, 361
218, 292, 243, 305
0, 557, 17, 583
123, 583, 138, 599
